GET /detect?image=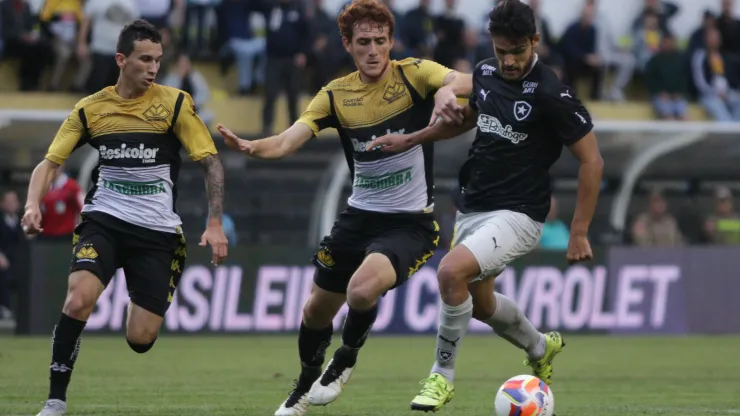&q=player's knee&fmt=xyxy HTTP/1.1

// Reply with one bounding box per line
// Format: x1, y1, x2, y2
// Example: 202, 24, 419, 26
346, 286, 378, 311
126, 337, 157, 354
62, 277, 100, 320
